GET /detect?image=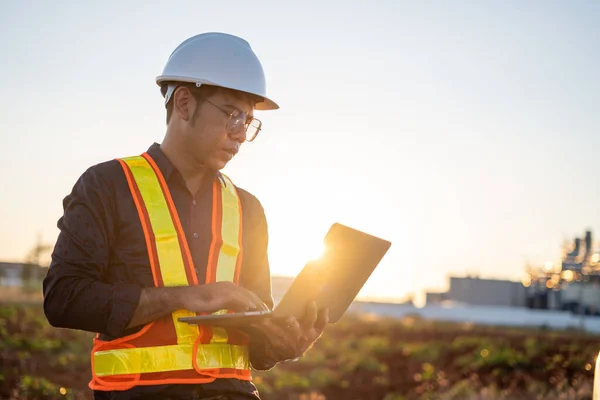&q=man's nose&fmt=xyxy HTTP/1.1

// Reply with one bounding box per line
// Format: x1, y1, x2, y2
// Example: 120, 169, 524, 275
228, 128, 247, 144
